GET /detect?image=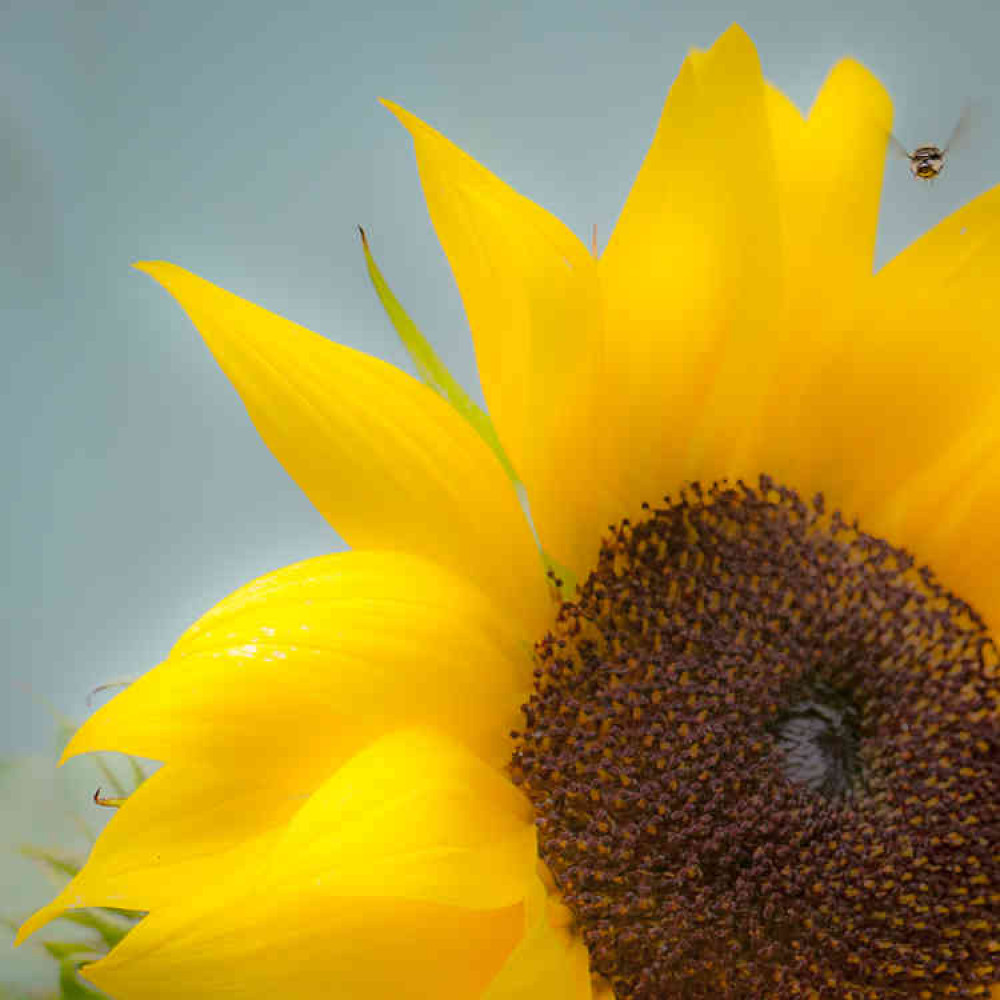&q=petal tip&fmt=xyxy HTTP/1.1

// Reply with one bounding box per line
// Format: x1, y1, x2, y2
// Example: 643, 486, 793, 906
56, 736, 81, 767
710, 22, 760, 63
14, 892, 71, 946
716, 22, 753, 46
133, 259, 166, 277
133, 260, 185, 292
379, 98, 420, 134
58, 711, 114, 766
820, 58, 893, 128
